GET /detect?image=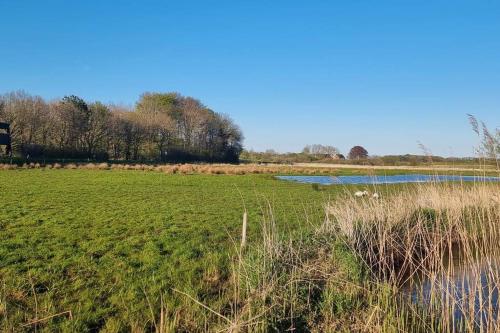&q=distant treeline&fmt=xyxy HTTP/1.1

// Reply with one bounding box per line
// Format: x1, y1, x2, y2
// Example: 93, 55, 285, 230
0, 91, 243, 163
241, 150, 497, 166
